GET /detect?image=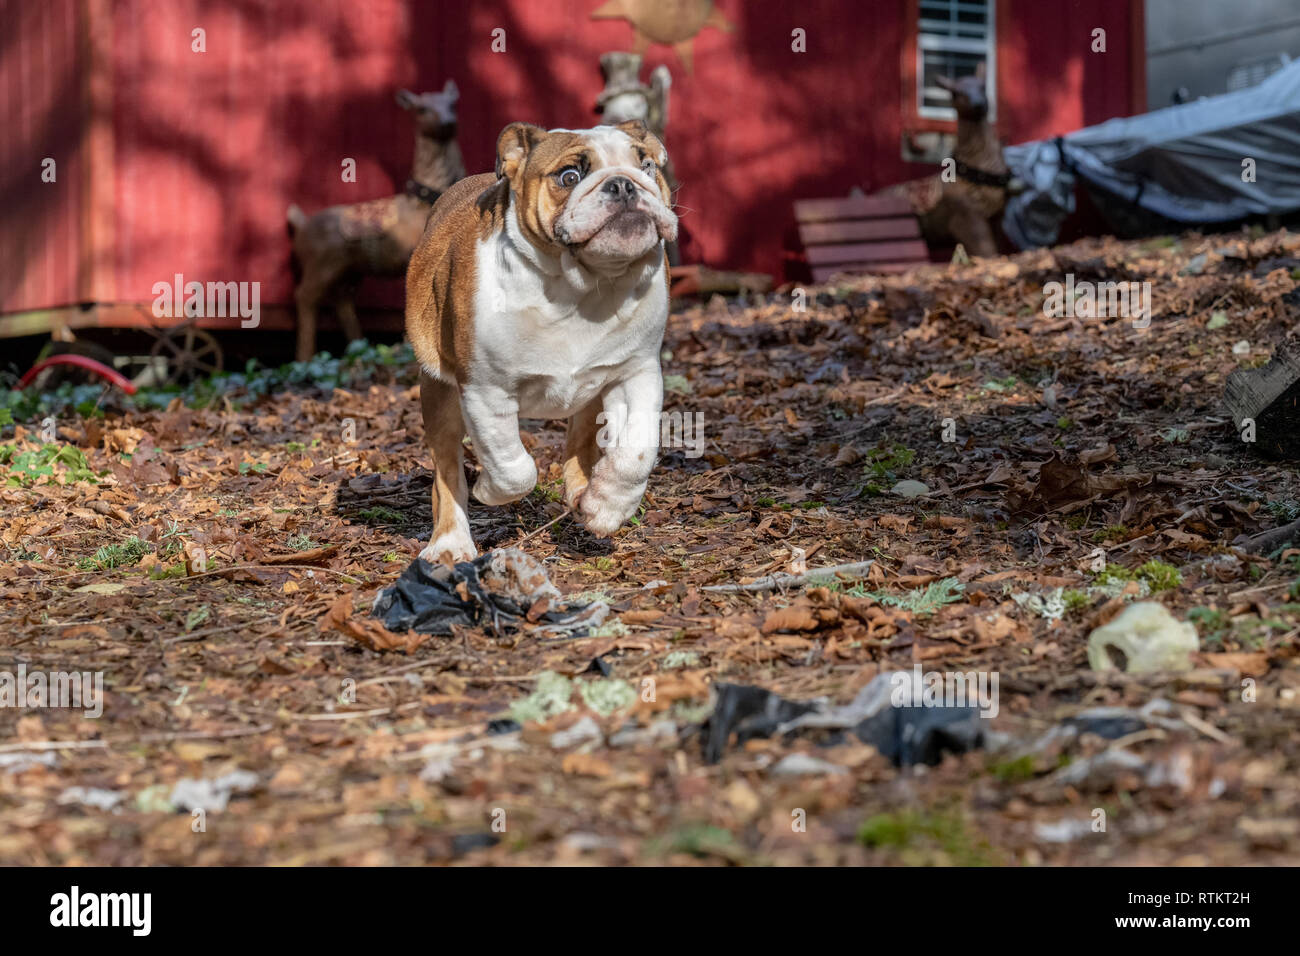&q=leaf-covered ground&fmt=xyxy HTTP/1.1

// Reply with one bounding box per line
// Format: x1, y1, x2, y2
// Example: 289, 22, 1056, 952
3, 229, 1300, 865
